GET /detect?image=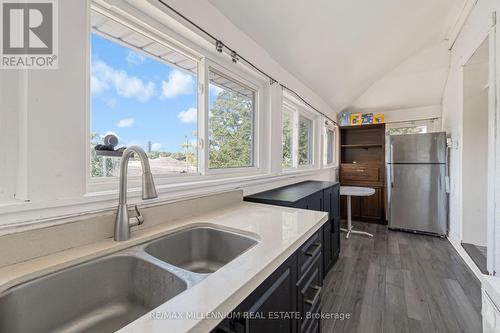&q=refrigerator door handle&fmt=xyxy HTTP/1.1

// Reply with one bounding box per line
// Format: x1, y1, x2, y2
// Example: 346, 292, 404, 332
390, 143, 394, 188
